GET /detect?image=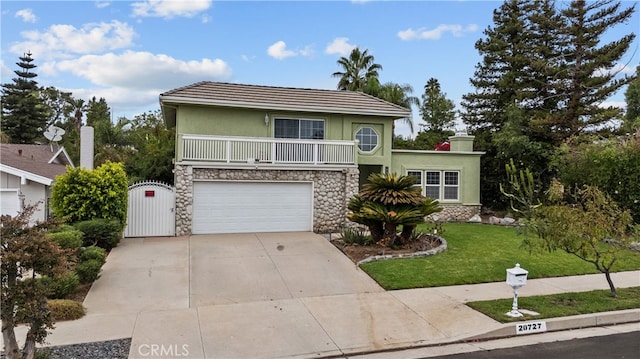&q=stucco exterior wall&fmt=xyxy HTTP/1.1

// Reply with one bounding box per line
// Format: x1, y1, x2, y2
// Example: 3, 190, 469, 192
173, 105, 396, 167
174, 164, 359, 235
390, 150, 482, 206
0, 171, 49, 222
